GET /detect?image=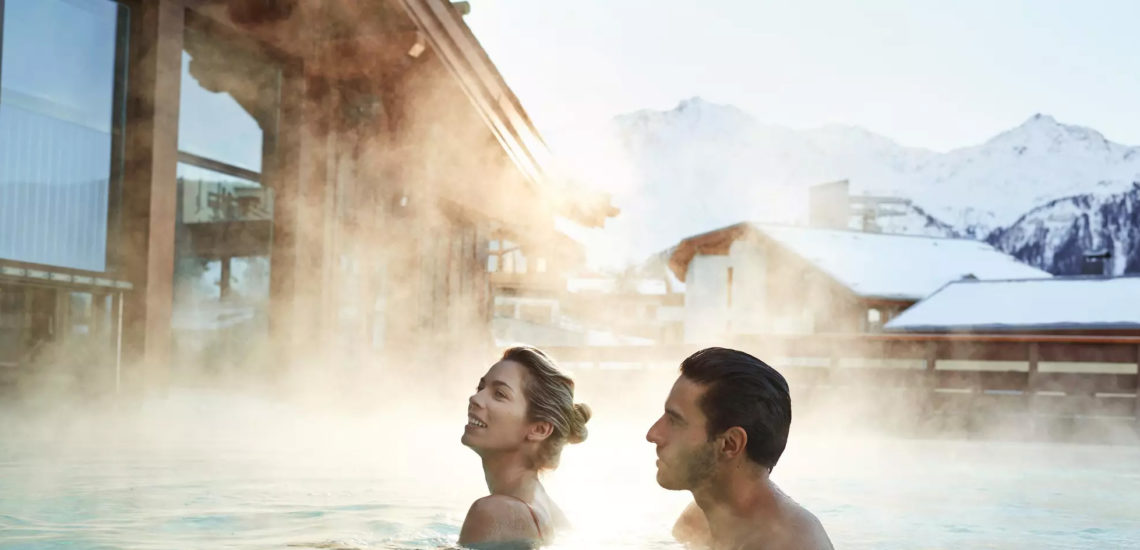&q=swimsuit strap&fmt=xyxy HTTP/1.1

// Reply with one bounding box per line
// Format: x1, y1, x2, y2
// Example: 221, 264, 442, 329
502, 494, 543, 540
